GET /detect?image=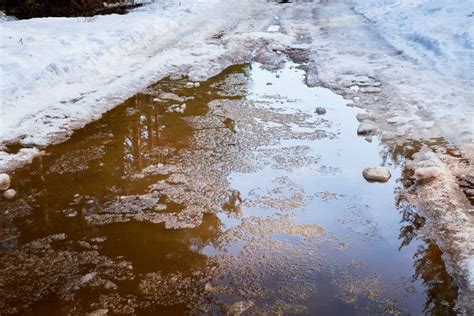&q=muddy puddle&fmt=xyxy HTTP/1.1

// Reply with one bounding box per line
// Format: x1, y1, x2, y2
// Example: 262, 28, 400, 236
0, 63, 460, 315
